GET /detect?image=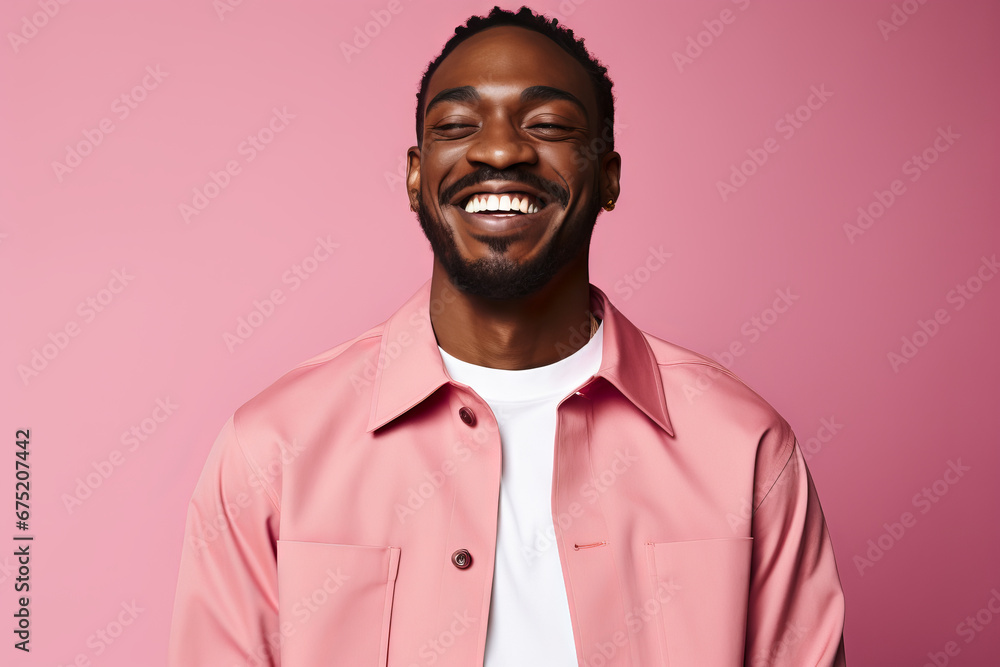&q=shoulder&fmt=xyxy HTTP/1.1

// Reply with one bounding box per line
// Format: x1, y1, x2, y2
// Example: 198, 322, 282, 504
229, 320, 387, 462
641, 330, 796, 502
642, 331, 779, 412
